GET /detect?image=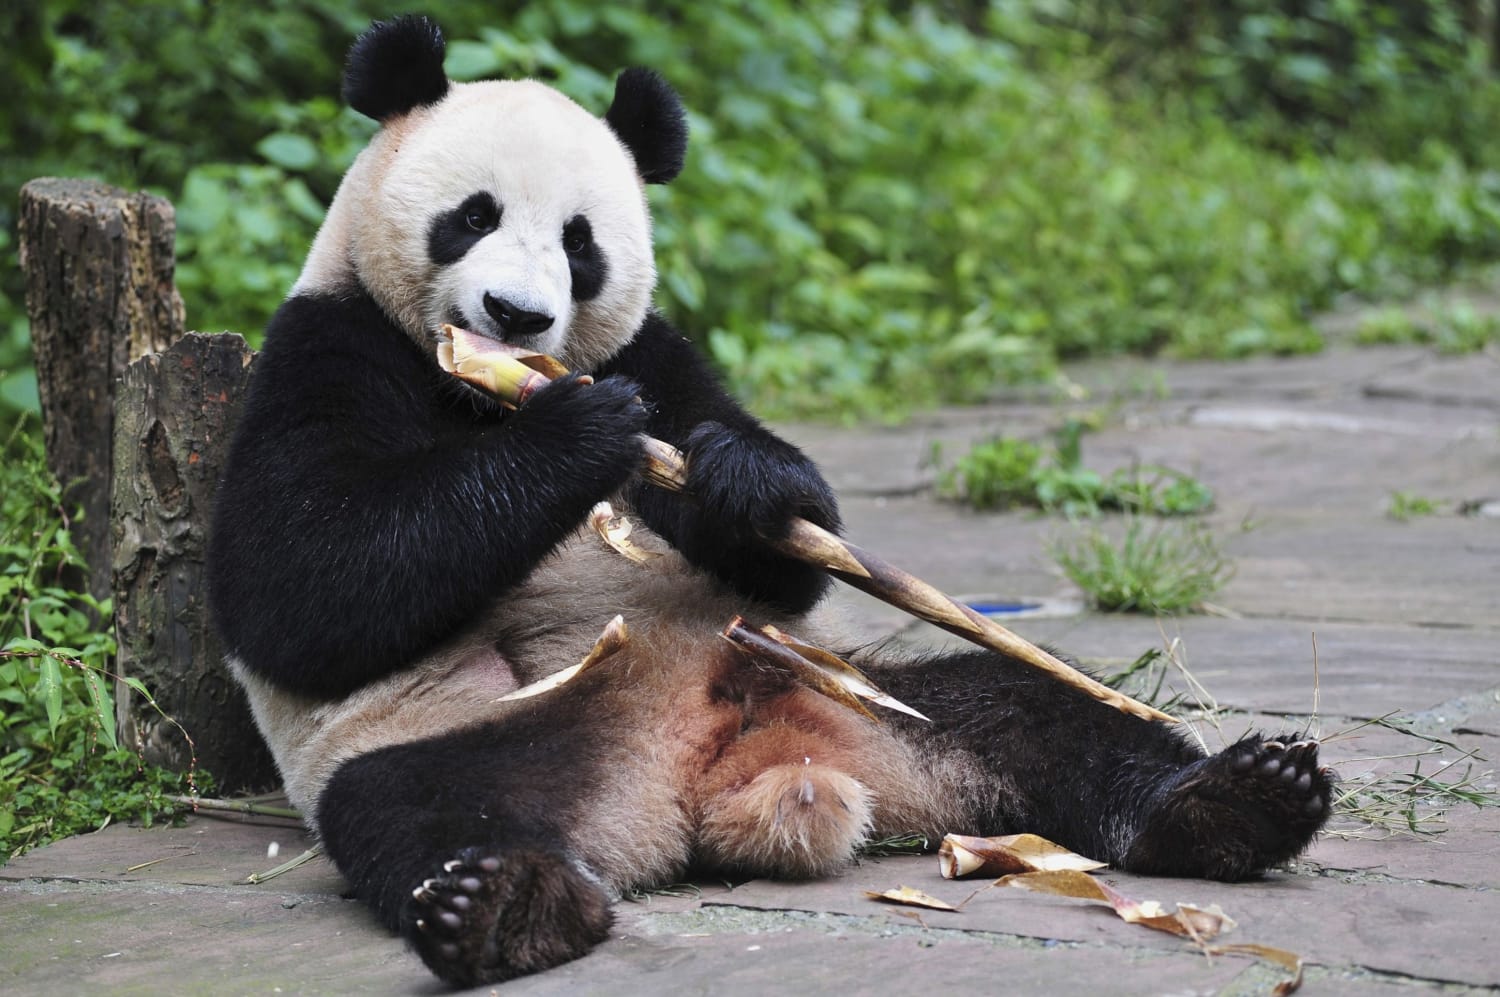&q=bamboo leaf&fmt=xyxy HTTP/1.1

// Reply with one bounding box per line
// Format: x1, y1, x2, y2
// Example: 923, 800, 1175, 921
37, 655, 63, 737
81, 668, 117, 750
